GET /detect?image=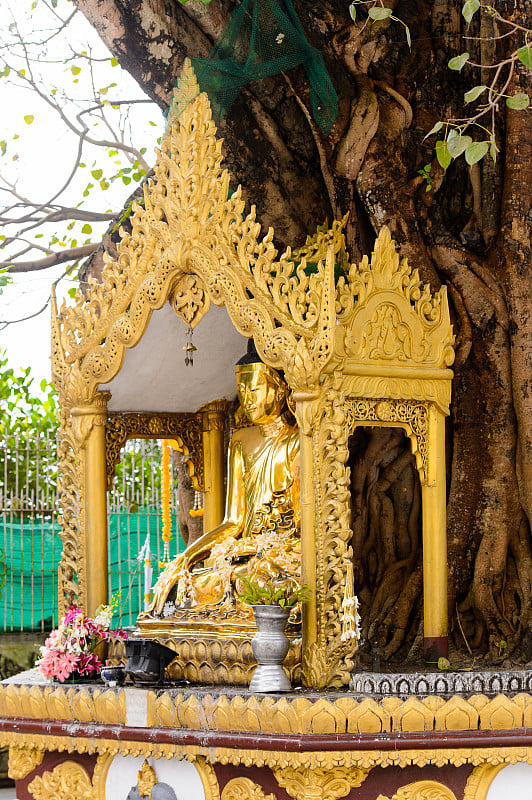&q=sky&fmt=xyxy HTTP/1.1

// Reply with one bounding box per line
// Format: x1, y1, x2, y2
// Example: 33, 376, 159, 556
0, 0, 165, 387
